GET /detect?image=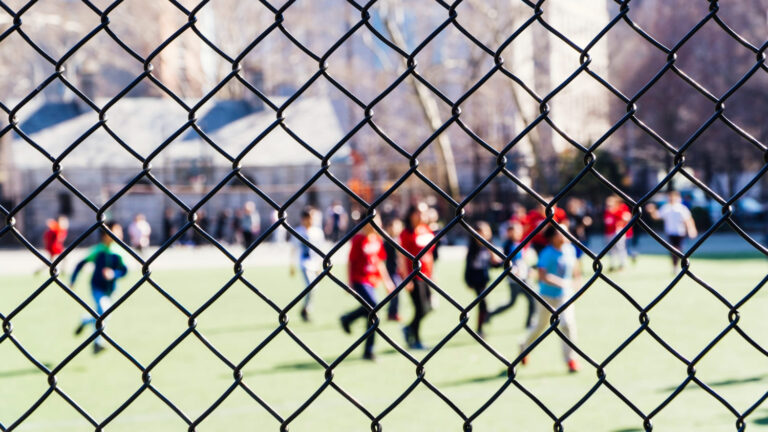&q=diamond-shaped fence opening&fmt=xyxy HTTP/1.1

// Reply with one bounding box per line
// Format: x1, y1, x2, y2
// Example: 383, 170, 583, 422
2, 0, 768, 431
